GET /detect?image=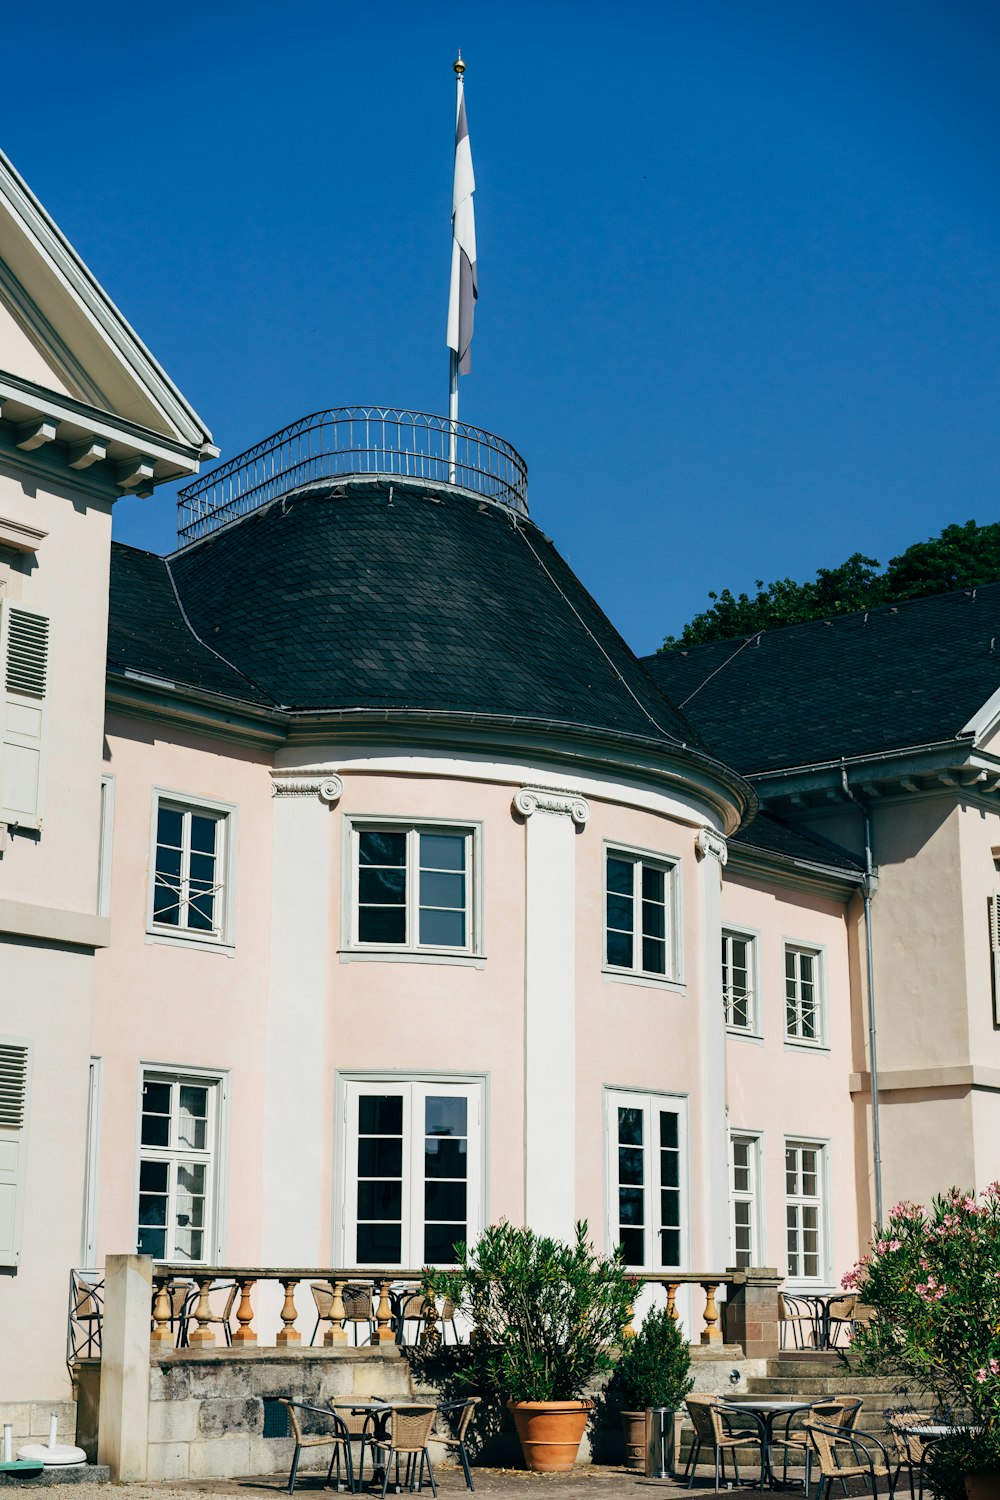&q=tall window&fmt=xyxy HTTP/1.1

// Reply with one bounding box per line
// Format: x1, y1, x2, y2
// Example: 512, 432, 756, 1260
342, 1080, 482, 1266
605, 850, 677, 980
785, 1140, 824, 1281
137, 1072, 221, 1262
350, 825, 475, 953
150, 798, 232, 943
730, 1133, 761, 1269
722, 931, 756, 1031
606, 1090, 685, 1270
785, 945, 822, 1043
